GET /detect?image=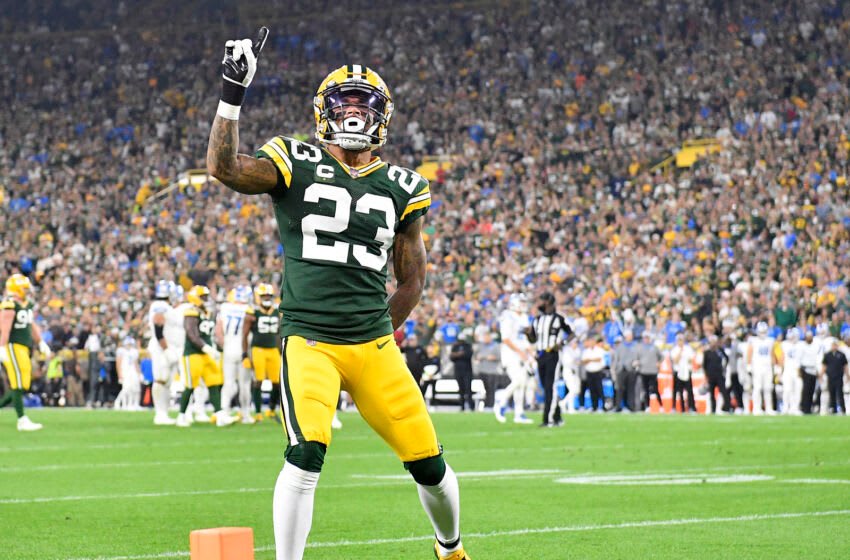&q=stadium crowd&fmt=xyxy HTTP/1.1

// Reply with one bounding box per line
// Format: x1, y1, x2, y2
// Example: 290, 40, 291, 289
1, 0, 850, 412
